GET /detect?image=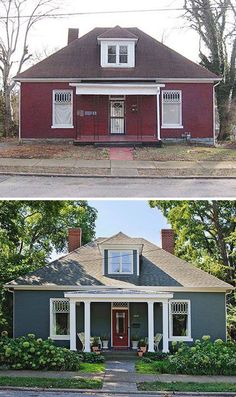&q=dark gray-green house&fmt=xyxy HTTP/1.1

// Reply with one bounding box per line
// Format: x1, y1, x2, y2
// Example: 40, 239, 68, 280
5, 229, 233, 353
